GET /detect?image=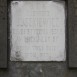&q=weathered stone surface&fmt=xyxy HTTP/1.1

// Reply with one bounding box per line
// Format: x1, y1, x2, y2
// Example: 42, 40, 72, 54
73, 0, 77, 7
0, 0, 7, 68
0, 0, 7, 6
0, 6, 7, 21
10, 1, 66, 61
68, 0, 77, 68
0, 62, 67, 77
0, 62, 77, 77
